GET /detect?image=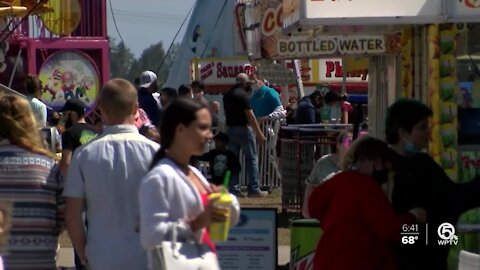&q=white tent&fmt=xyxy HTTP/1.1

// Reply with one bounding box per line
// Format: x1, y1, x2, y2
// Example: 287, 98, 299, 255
165, 0, 247, 88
